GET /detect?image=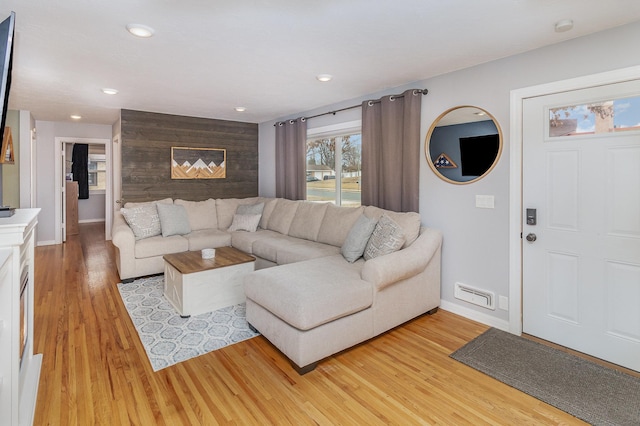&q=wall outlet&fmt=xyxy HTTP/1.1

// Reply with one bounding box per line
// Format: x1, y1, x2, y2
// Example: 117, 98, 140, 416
499, 295, 509, 311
